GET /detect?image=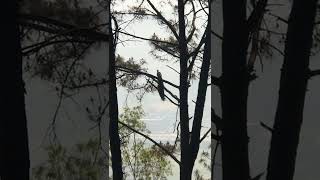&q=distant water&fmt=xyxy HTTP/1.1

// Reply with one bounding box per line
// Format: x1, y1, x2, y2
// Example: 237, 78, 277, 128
138, 137, 211, 180
119, 104, 211, 179
140, 119, 211, 179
